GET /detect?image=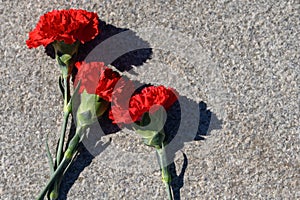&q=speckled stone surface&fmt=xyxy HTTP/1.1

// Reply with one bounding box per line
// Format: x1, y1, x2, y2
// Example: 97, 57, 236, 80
0, 0, 299, 199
